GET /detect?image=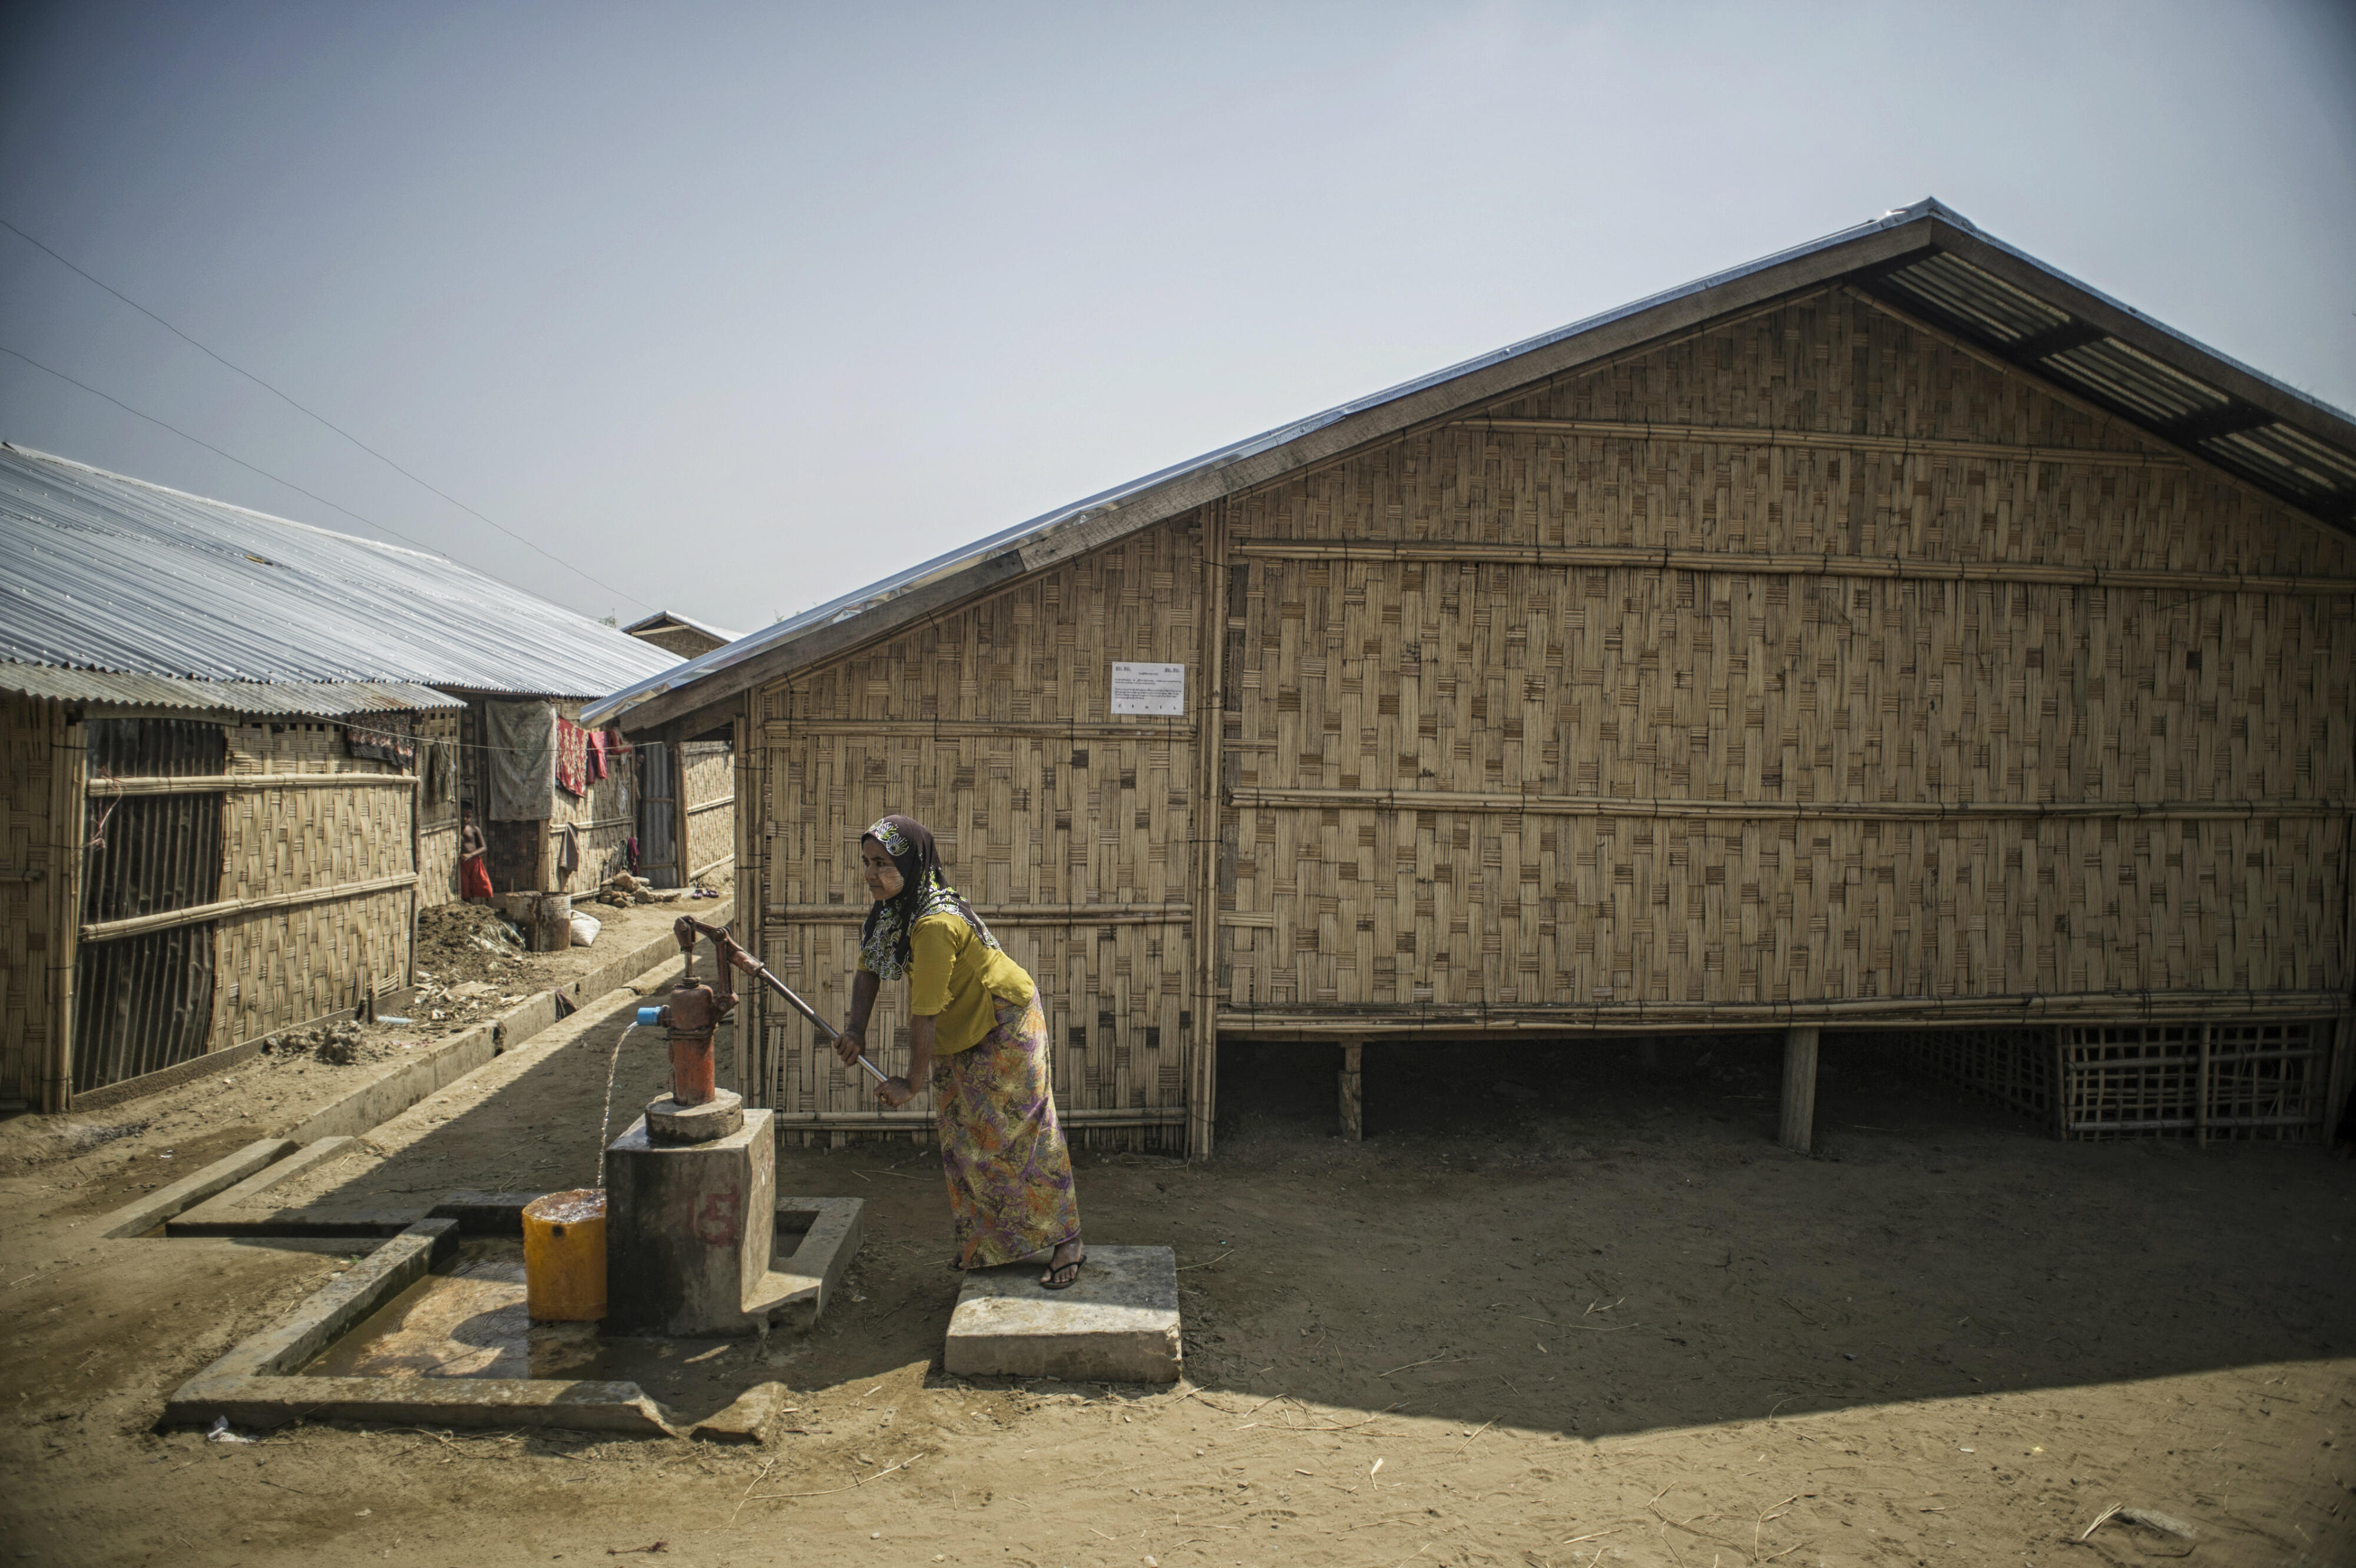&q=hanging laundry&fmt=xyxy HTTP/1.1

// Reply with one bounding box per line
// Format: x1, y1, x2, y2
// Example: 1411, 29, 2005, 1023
555, 821, 582, 882
346, 714, 416, 768
585, 729, 610, 782
555, 716, 590, 797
